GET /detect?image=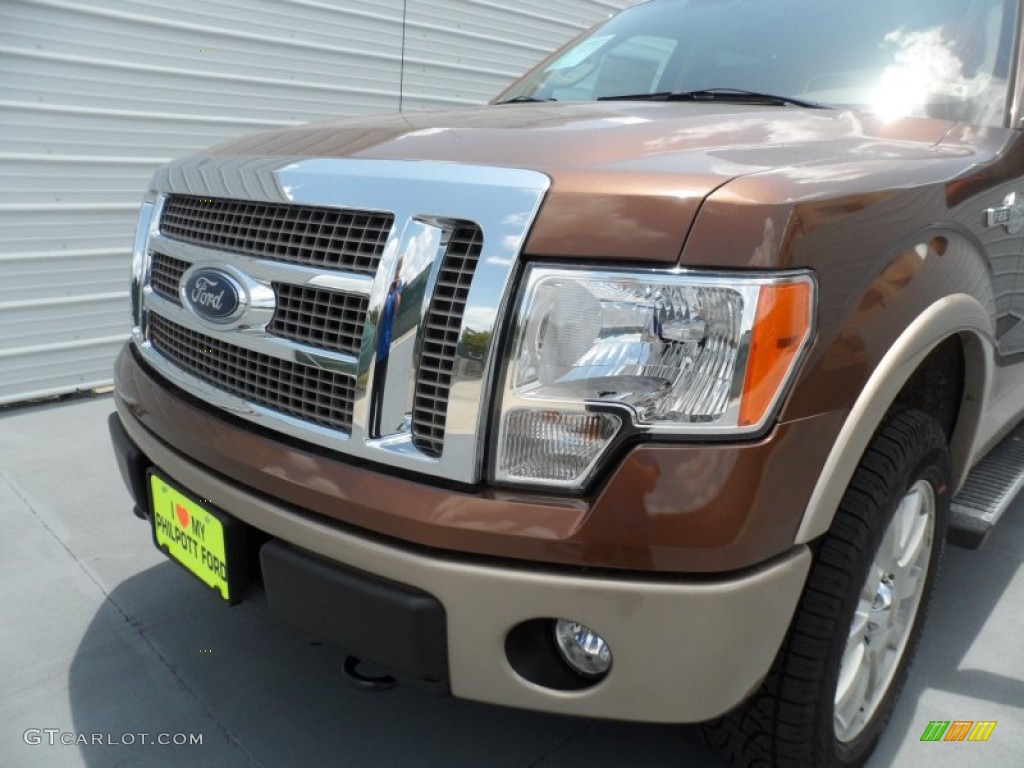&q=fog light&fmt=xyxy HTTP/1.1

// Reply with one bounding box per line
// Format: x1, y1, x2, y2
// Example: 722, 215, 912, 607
553, 619, 612, 678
